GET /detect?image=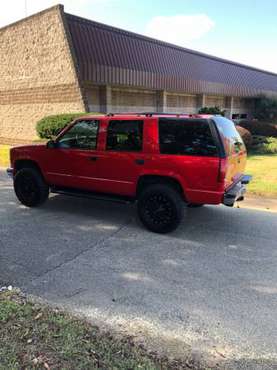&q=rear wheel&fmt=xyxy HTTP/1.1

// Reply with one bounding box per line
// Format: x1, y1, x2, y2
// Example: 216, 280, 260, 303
14, 168, 49, 207
137, 184, 184, 233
